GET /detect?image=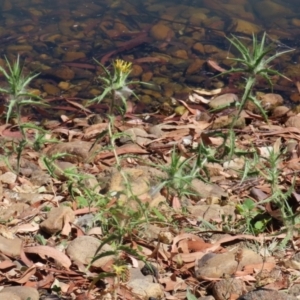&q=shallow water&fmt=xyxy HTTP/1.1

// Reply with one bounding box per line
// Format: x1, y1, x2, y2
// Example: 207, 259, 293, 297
1, 0, 300, 114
